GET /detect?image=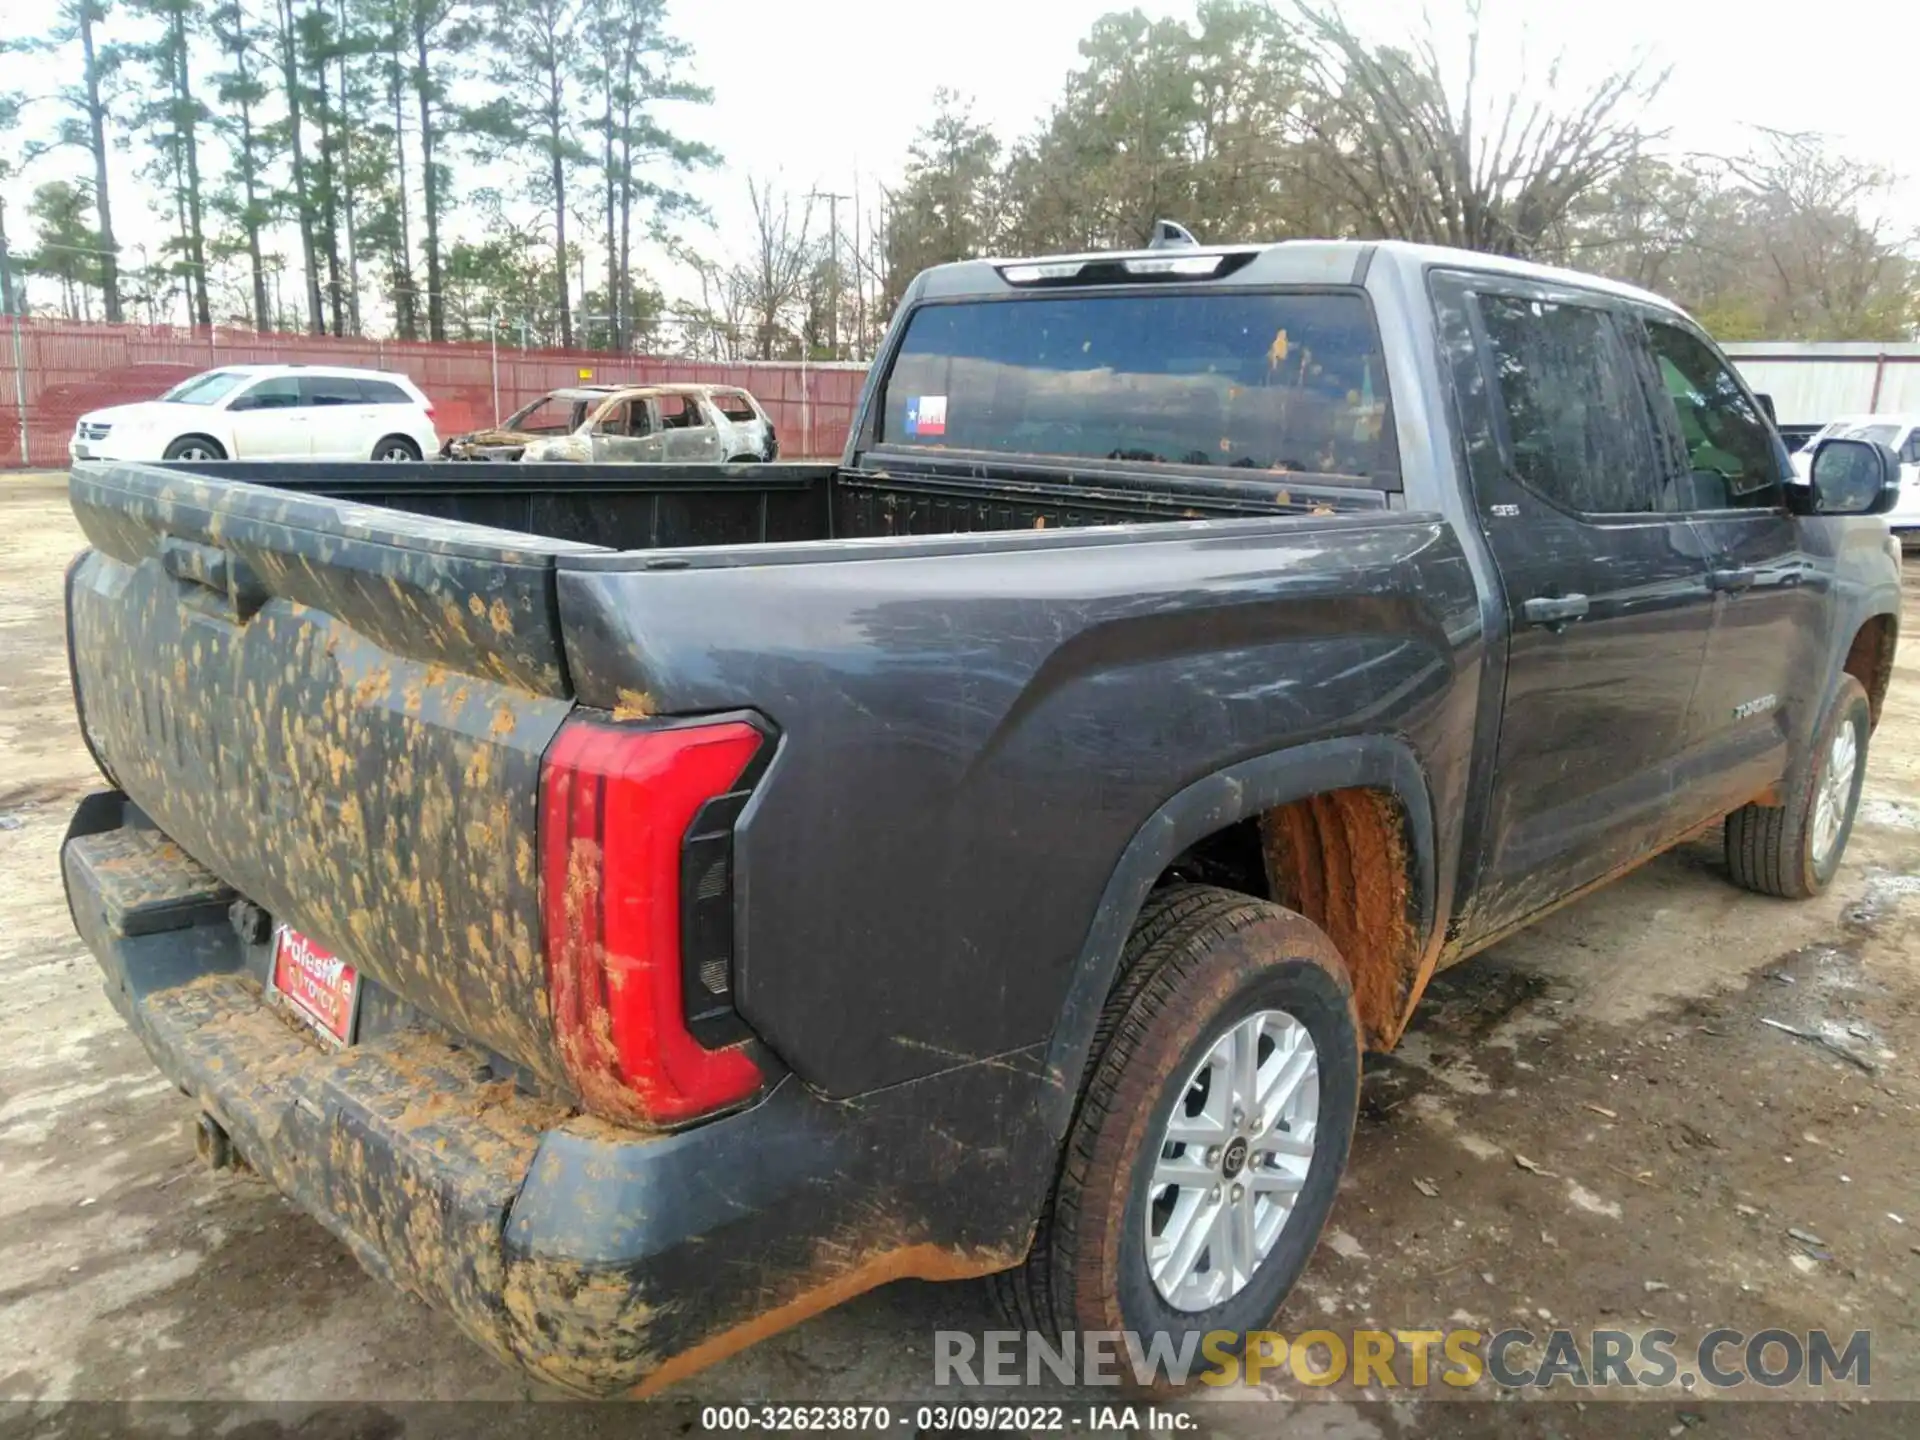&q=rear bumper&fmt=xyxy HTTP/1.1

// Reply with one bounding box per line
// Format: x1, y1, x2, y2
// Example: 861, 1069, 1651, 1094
62, 795, 1044, 1395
